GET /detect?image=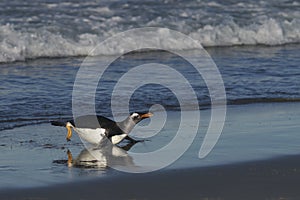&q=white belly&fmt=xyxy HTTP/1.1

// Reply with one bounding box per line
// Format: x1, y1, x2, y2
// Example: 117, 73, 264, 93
111, 134, 127, 144
74, 127, 106, 145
